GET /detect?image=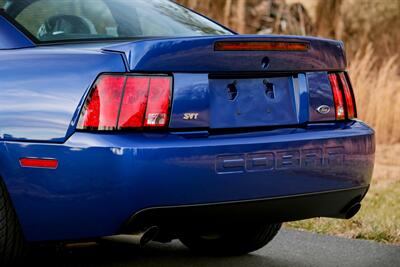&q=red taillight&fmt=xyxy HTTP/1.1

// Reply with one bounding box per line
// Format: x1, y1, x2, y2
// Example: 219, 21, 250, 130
78, 75, 172, 130
118, 77, 150, 129
20, 158, 58, 169
339, 73, 356, 119
215, 41, 310, 51
328, 73, 346, 120
328, 73, 357, 121
79, 75, 125, 130
144, 77, 171, 127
